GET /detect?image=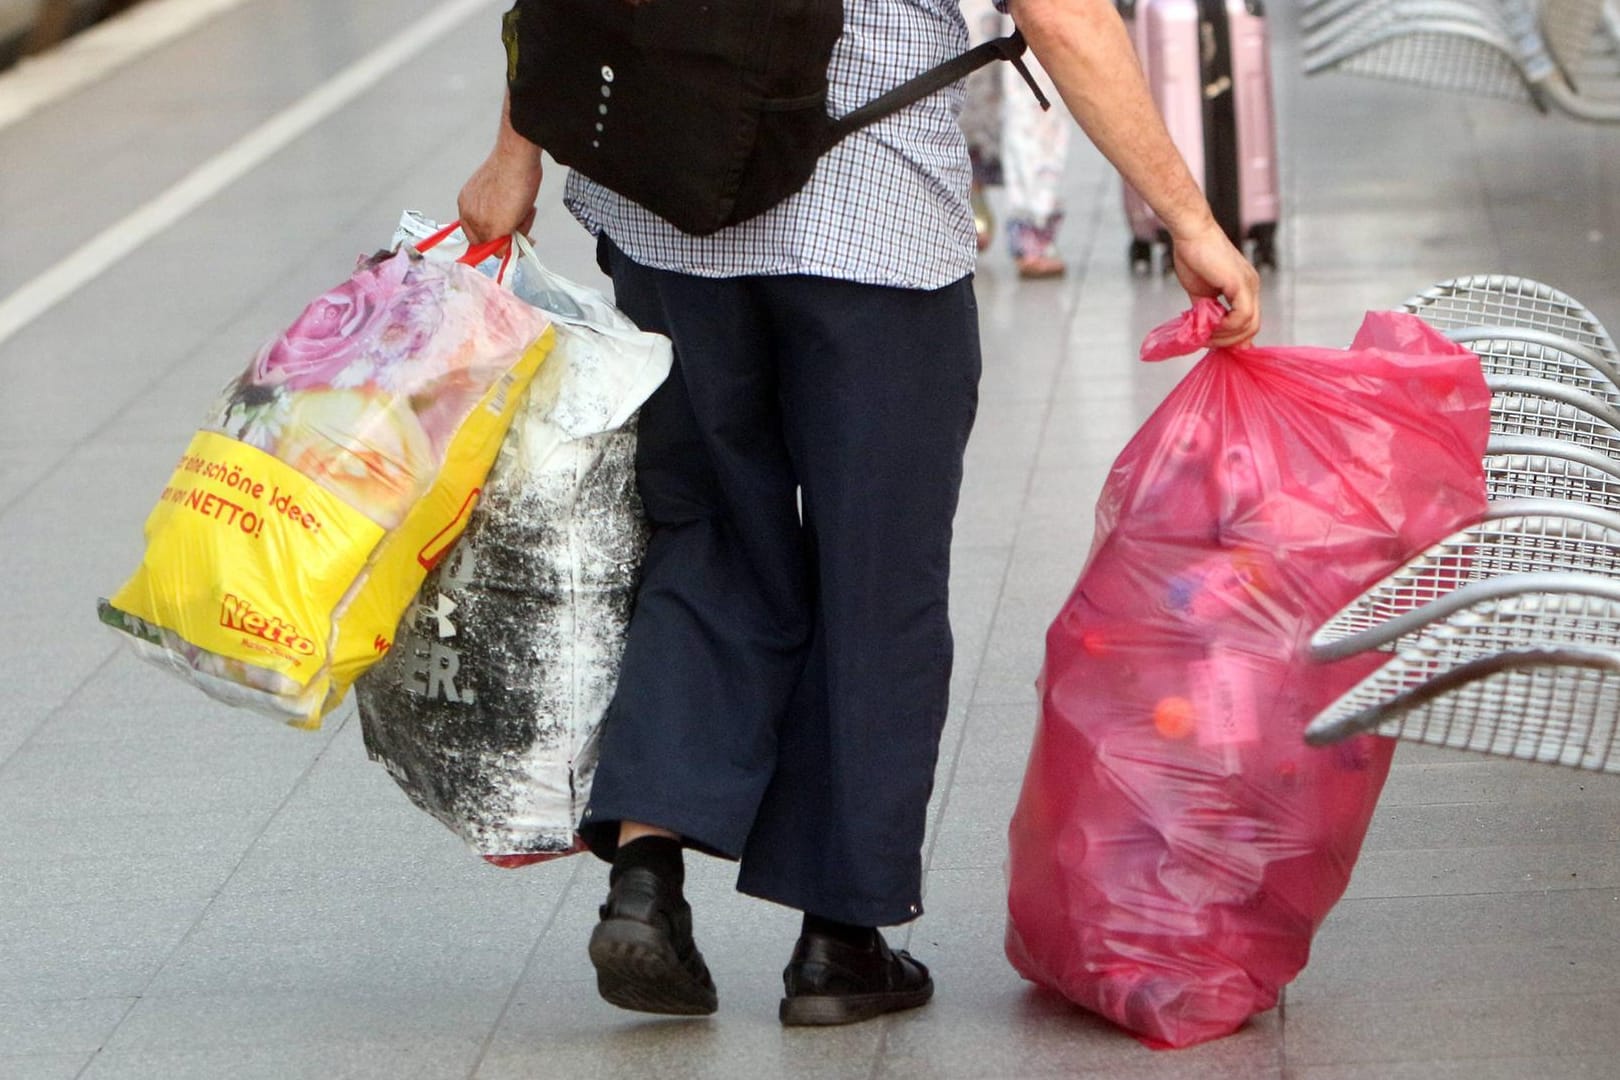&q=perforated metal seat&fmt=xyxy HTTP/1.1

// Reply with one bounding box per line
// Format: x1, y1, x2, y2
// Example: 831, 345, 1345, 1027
1404, 274, 1619, 359
1302, 13, 1541, 102
1543, 0, 1620, 112
1301, 0, 1511, 33
1304, 575, 1620, 770
1304, 0, 1522, 49
1449, 329, 1620, 411
1303, 0, 1620, 120
1310, 499, 1620, 649
1484, 434, 1620, 507
1306, 645, 1620, 770
1299, 273, 1620, 771
1486, 374, 1620, 458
